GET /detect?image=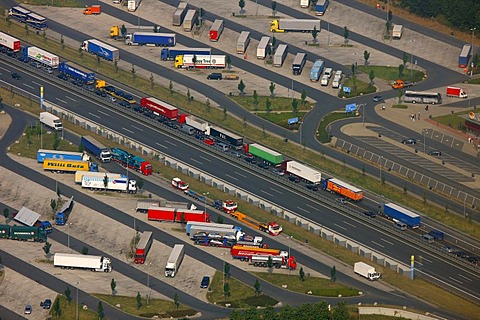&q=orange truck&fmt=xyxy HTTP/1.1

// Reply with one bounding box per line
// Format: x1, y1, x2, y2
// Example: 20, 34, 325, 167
323, 178, 363, 202
230, 211, 282, 236
83, 5, 101, 15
